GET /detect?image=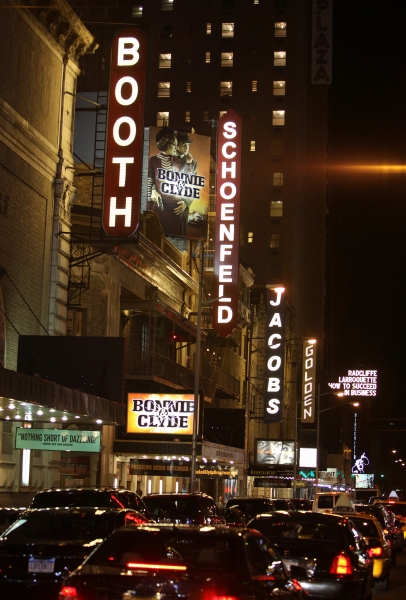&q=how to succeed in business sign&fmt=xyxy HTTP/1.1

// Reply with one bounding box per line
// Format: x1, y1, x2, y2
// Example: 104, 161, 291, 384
15, 428, 101, 453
